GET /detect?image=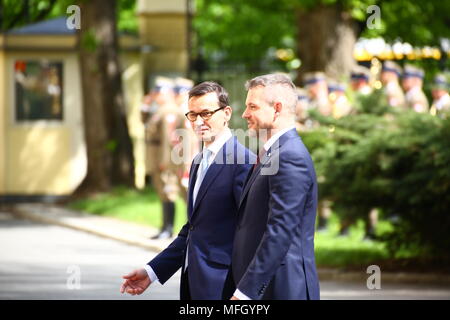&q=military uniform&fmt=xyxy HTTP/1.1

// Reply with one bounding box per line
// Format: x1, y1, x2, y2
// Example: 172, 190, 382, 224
145, 77, 186, 239
304, 72, 332, 117
294, 87, 312, 131
141, 96, 158, 179
148, 103, 185, 200
402, 65, 429, 113
173, 77, 198, 202
328, 81, 352, 118
381, 61, 406, 108
303, 72, 332, 229
430, 74, 450, 118
350, 65, 373, 96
